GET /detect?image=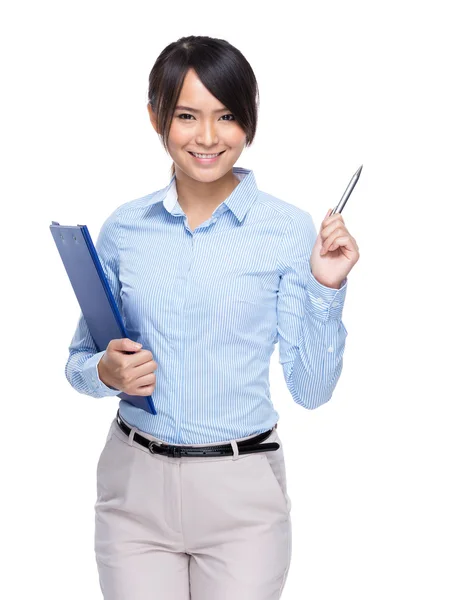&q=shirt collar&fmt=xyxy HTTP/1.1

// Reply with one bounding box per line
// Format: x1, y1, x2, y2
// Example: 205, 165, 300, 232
145, 166, 259, 224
